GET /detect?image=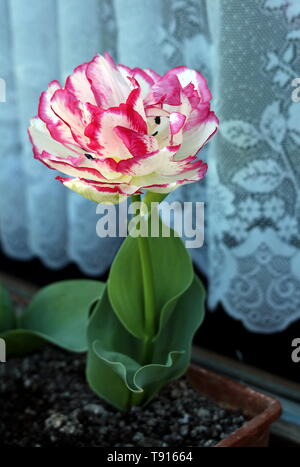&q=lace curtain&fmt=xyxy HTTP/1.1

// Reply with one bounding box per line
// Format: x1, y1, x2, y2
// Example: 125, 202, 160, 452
0, 0, 299, 333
